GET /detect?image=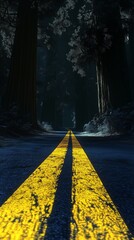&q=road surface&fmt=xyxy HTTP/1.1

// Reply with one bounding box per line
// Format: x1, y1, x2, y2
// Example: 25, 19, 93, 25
0, 131, 134, 239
